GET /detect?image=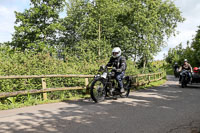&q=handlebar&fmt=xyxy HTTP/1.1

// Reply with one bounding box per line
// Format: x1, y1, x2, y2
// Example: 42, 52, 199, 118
99, 65, 116, 72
